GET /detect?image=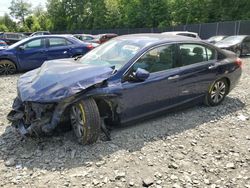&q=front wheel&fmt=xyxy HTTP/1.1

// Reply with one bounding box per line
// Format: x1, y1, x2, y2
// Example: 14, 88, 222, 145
0, 60, 16, 75
204, 79, 229, 106
70, 98, 101, 145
